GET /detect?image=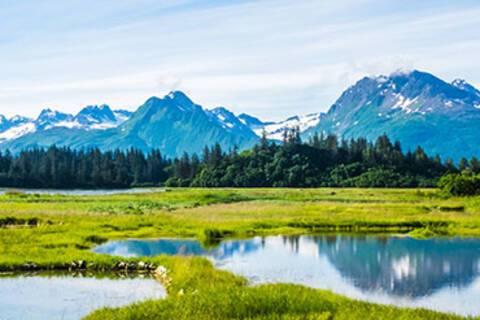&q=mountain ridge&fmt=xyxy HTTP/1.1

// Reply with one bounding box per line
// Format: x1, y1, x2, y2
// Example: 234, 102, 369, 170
1, 70, 479, 160
304, 69, 480, 160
